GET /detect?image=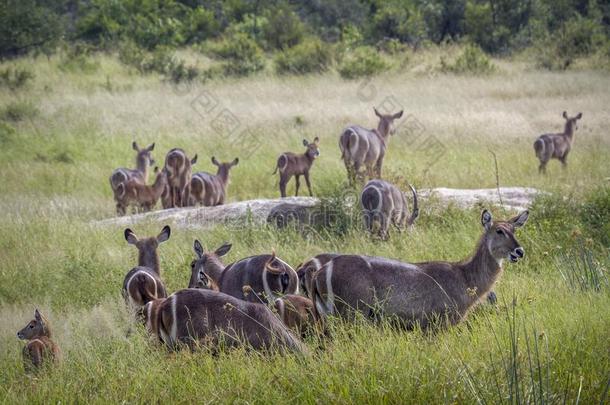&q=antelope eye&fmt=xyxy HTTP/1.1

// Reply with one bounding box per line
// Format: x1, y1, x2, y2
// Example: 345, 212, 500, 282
496, 229, 505, 235
29, 324, 34, 329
